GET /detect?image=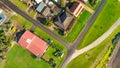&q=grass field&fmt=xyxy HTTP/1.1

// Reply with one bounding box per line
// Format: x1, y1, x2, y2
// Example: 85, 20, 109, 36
54, 10, 91, 43
67, 25, 120, 68
10, 15, 33, 30
4, 45, 52, 68
77, 0, 120, 49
